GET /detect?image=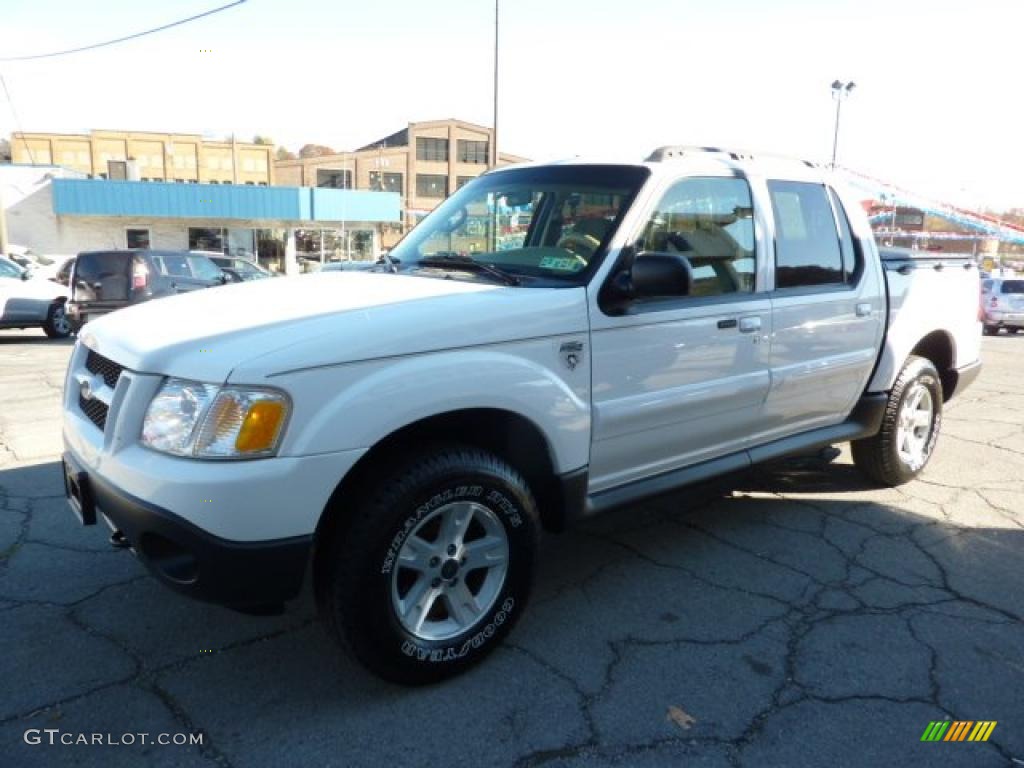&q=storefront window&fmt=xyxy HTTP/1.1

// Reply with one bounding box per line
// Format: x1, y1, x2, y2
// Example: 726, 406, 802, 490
316, 169, 352, 189
188, 227, 224, 252
126, 228, 150, 249
226, 229, 256, 259
188, 228, 255, 258
369, 171, 403, 194
256, 229, 286, 272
